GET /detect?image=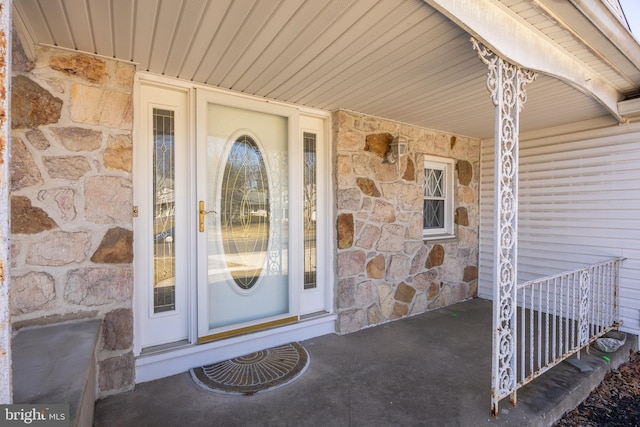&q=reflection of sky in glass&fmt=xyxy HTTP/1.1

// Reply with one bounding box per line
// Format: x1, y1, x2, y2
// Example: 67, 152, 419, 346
154, 110, 175, 191
221, 135, 270, 290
